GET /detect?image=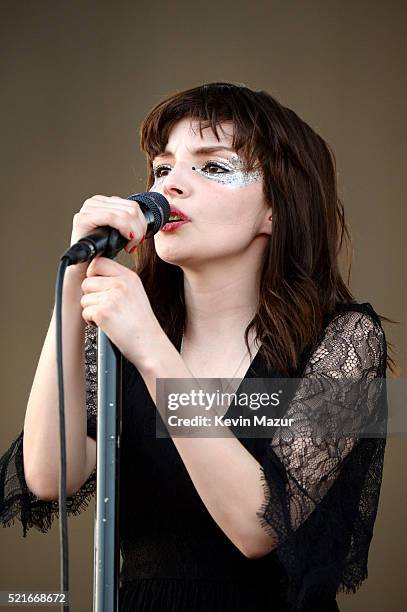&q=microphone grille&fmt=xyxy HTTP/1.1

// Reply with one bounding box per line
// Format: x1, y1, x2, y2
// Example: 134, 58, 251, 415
126, 192, 170, 237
